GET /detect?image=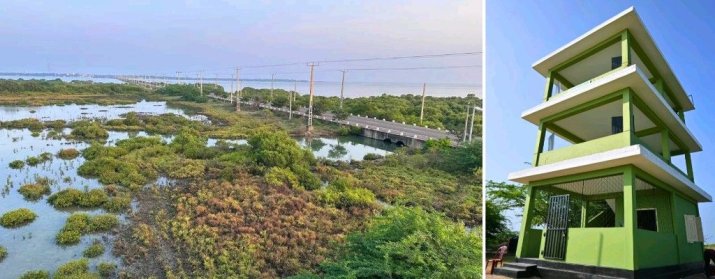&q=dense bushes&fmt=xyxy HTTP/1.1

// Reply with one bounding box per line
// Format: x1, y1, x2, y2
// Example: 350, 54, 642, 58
168, 176, 372, 278
54, 258, 100, 279
296, 207, 482, 278
19, 270, 50, 279
57, 148, 80, 160
9, 160, 25, 169
0, 208, 37, 228
97, 262, 117, 277
83, 240, 105, 258
0, 245, 6, 262
155, 84, 210, 102
249, 129, 321, 190
70, 121, 109, 140
18, 179, 52, 201
0, 78, 147, 95
56, 213, 118, 245
48, 188, 108, 208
